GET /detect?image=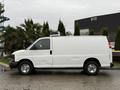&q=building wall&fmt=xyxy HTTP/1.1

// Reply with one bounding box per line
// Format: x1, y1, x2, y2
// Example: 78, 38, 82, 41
75, 13, 120, 41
